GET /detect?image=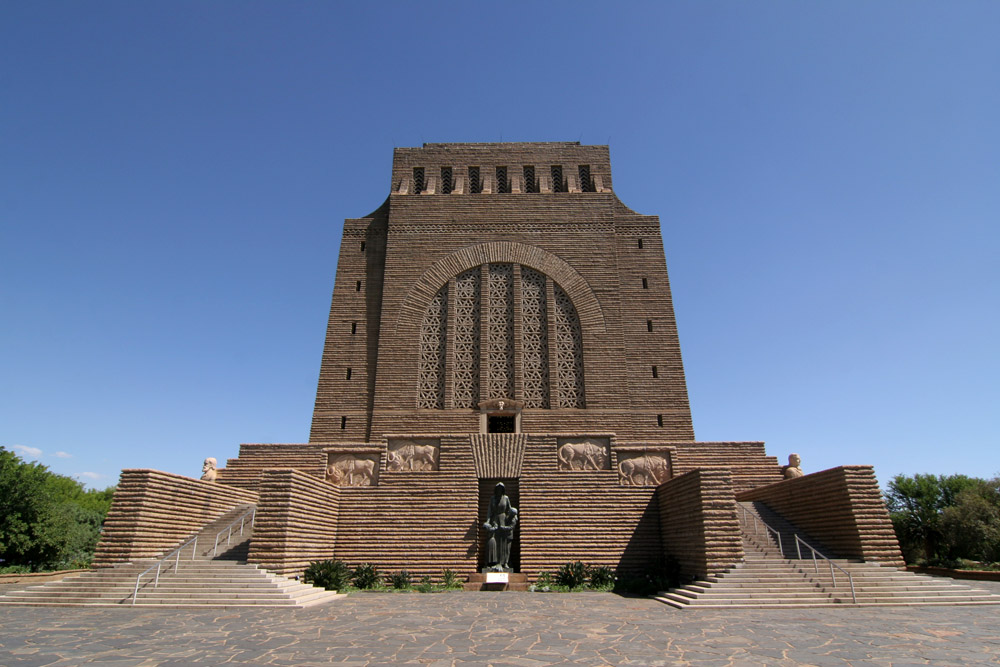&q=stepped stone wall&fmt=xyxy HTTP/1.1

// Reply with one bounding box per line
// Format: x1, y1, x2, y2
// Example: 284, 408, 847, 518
93, 469, 257, 567
671, 441, 783, 492
657, 468, 744, 578
247, 469, 341, 576
737, 466, 904, 567
217, 443, 327, 491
